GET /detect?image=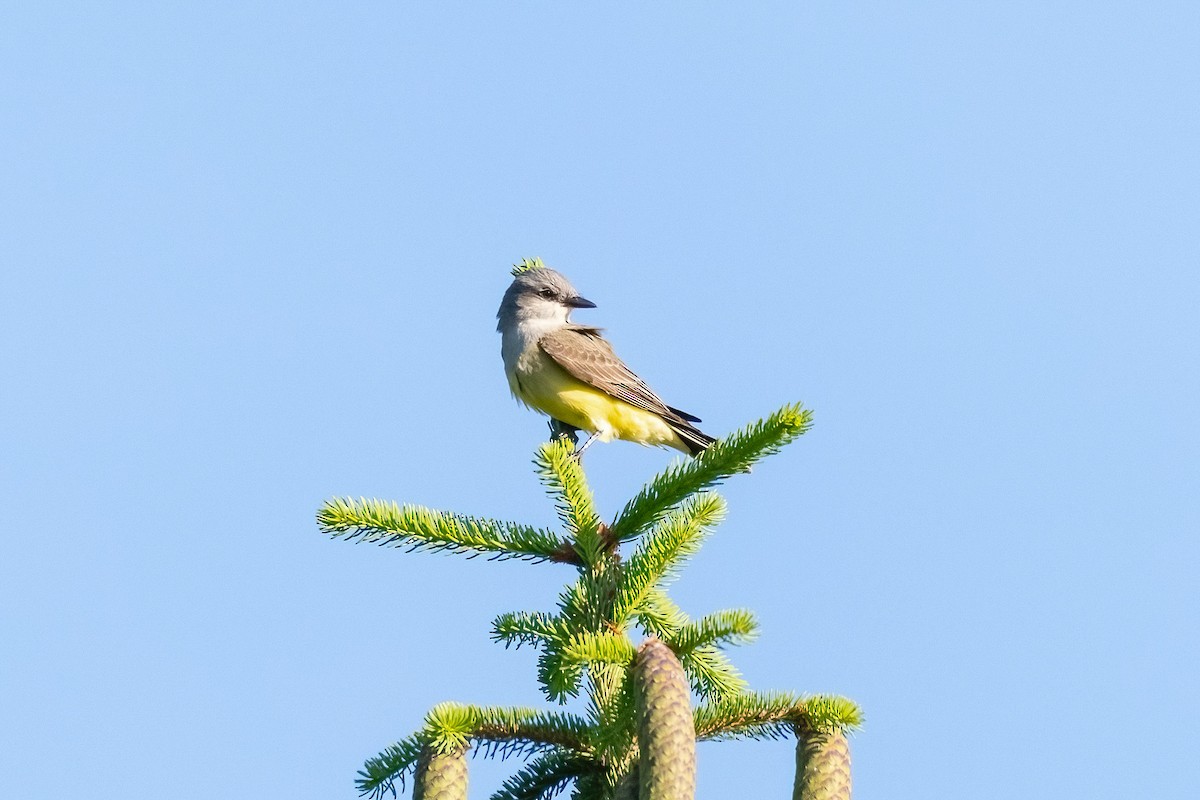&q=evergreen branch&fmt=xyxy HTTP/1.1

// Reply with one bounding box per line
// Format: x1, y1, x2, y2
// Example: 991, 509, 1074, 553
356, 705, 595, 798
561, 631, 637, 666
678, 644, 748, 702
557, 569, 613, 633
693, 692, 863, 742
535, 567, 619, 701
318, 497, 568, 562
535, 440, 604, 566
666, 608, 758, 655
611, 494, 724, 624
793, 694, 865, 734
356, 733, 424, 799
490, 750, 592, 800
424, 703, 593, 754
492, 611, 562, 650
609, 402, 813, 540
472, 708, 594, 754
